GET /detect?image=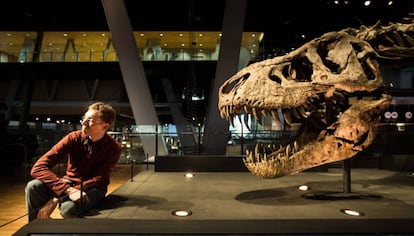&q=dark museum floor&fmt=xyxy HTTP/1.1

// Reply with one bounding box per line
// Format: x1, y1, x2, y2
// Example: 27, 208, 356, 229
13, 162, 414, 235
